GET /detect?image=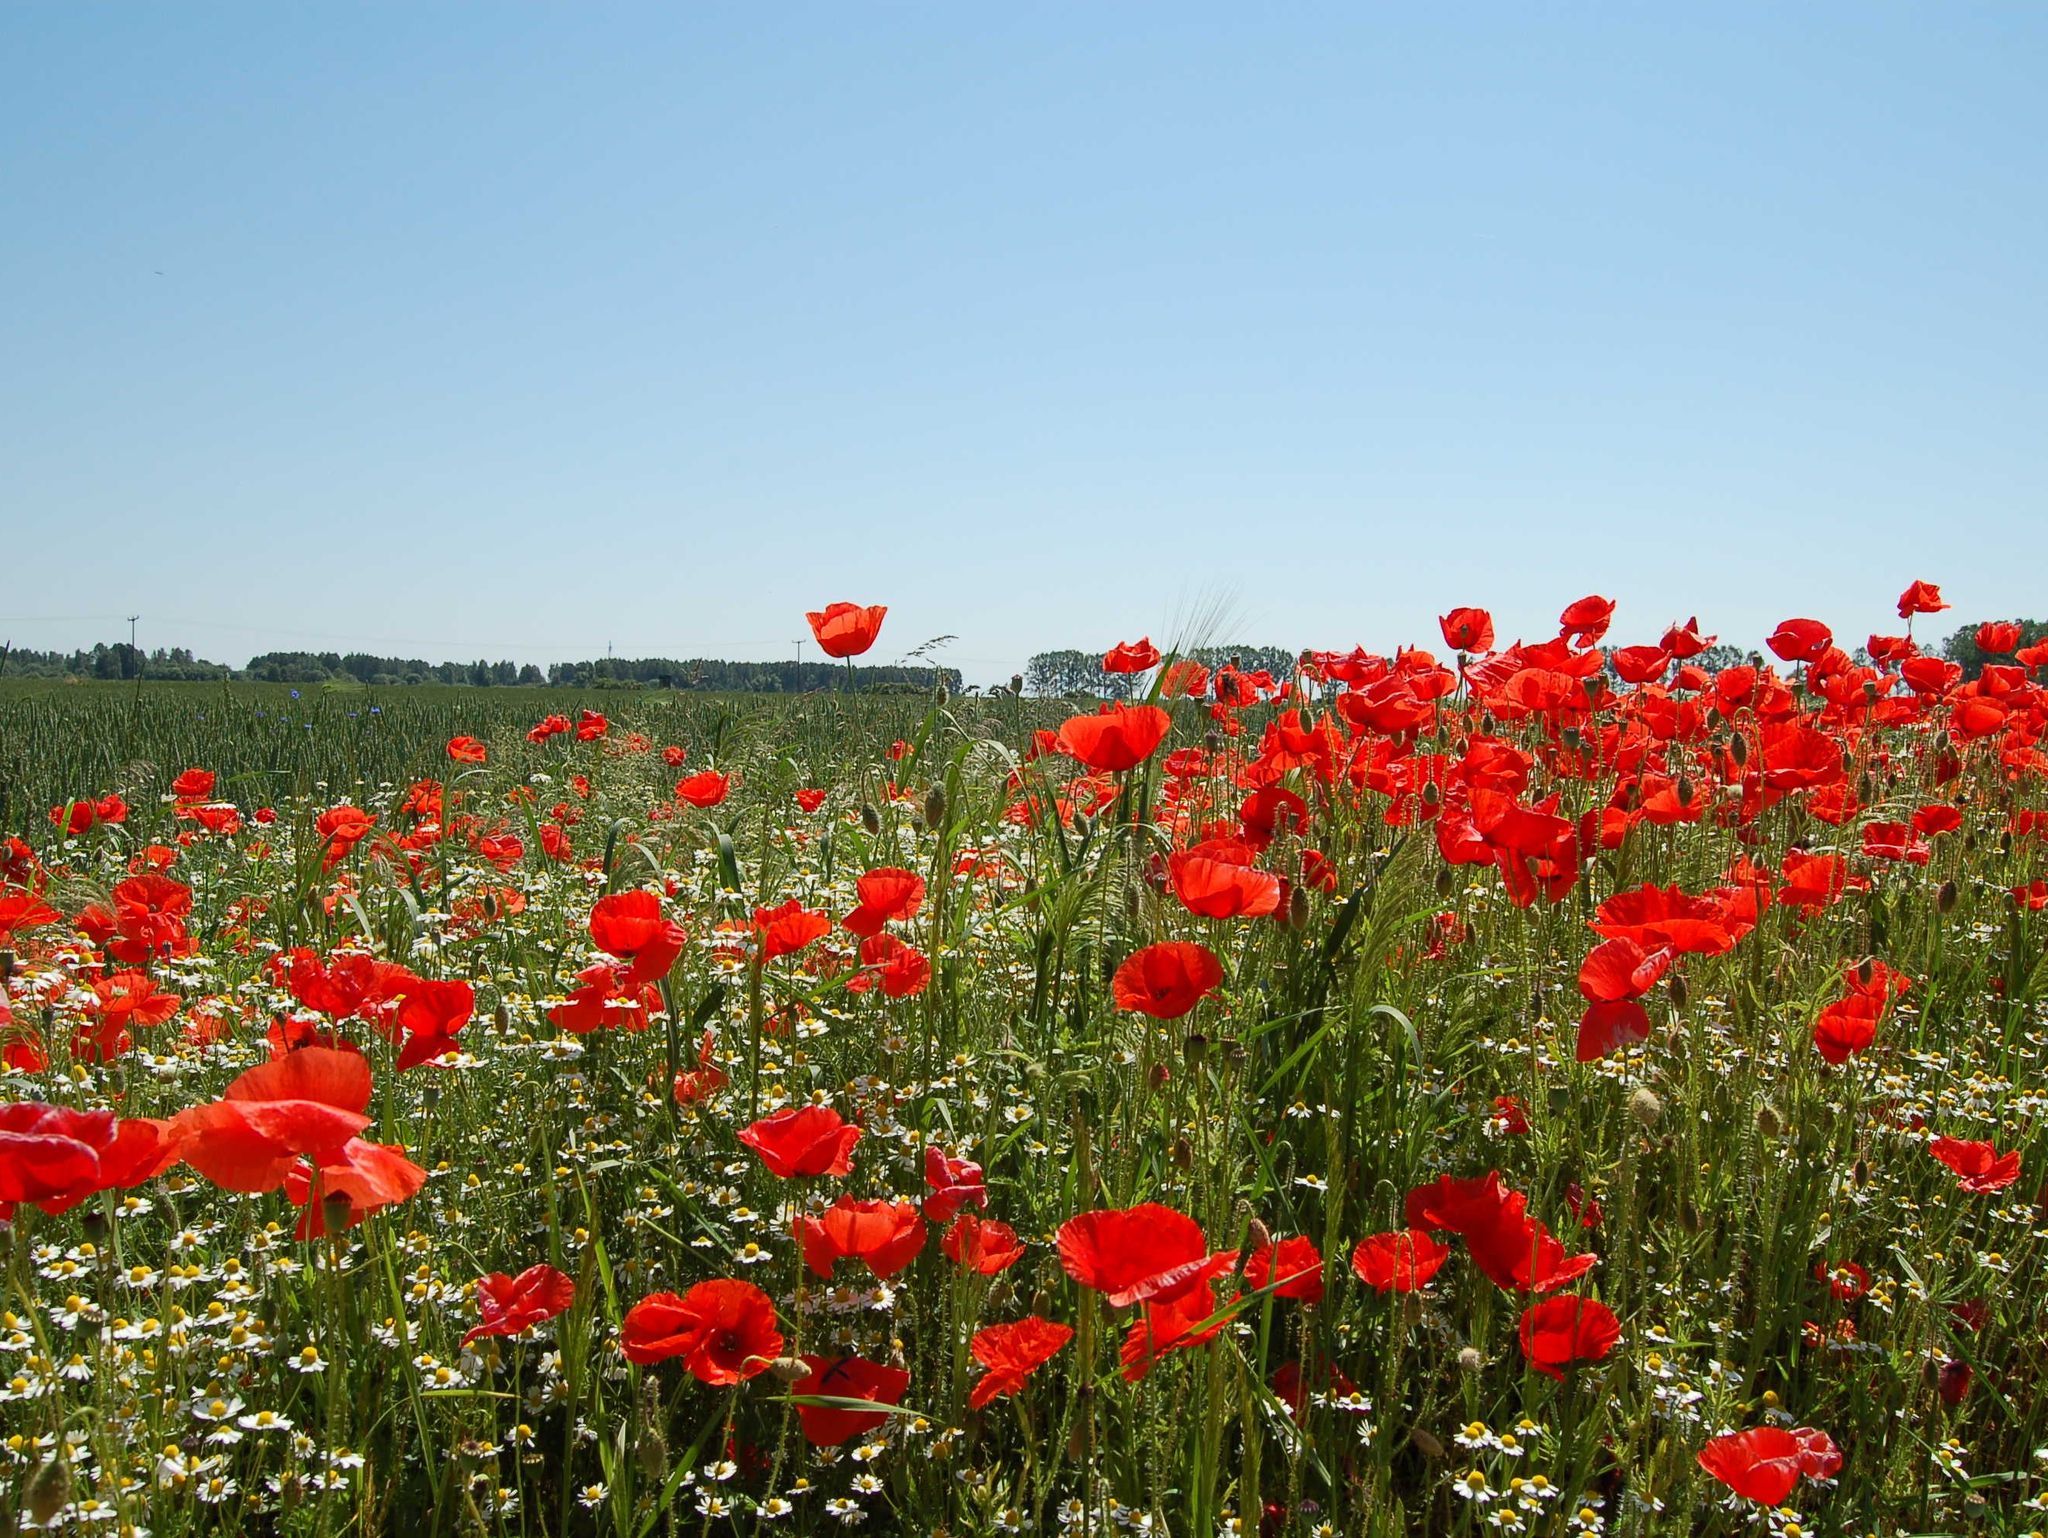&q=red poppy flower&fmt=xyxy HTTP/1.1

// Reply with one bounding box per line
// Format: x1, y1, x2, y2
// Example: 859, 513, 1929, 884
620, 1279, 783, 1382
791, 1355, 912, 1444
1697, 1425, 1841, 1505
1119, 1278, 1233, 1381
0, 891, 60, 945
462, 1264, 576, 1347
857, 934, 932, 998
392, 977, 474, 1071
969, 1316, 1074, 1408
738, 1105, 861, 1178
446, 736, 488, 764
588, 890, 687, 987
754, 900, 832, 961
1169, 839, 1282, 920
285, 1135, 427, 1238
806, 602, 888, 659
794, 788, 827, 813
1103, 638, 1162, 674
1766, 618, 1833, 664
1517, 1294, 1621, 1379
1439, 607, 1495, 653
1349, 1228, 1451, 1292
1110, 942, 1224, 1020
1242, 1235, 1323, 1302
943, 1213, 1027, 1274
1929, 1135, 2021, 1192
843, 867, 926, 938
1558, 595, 1616, 647
1590, 882, 1755, 956
1058, 1203, 1228, 1308
171, 1047, 375, 1193
170, 767, 217, 802
1055, 704, 1173, 773
1573, 937, 1671, 1062
673, 1029, 730, 1105
1407, 1172, 1597, 1294
922, 1148, 986, 1224
574, 710, 608, 742
0, 1103, 119, 1212
794, 1196, 927, 1279
675, 771, 731, 808
1896, 579, 1948, 619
